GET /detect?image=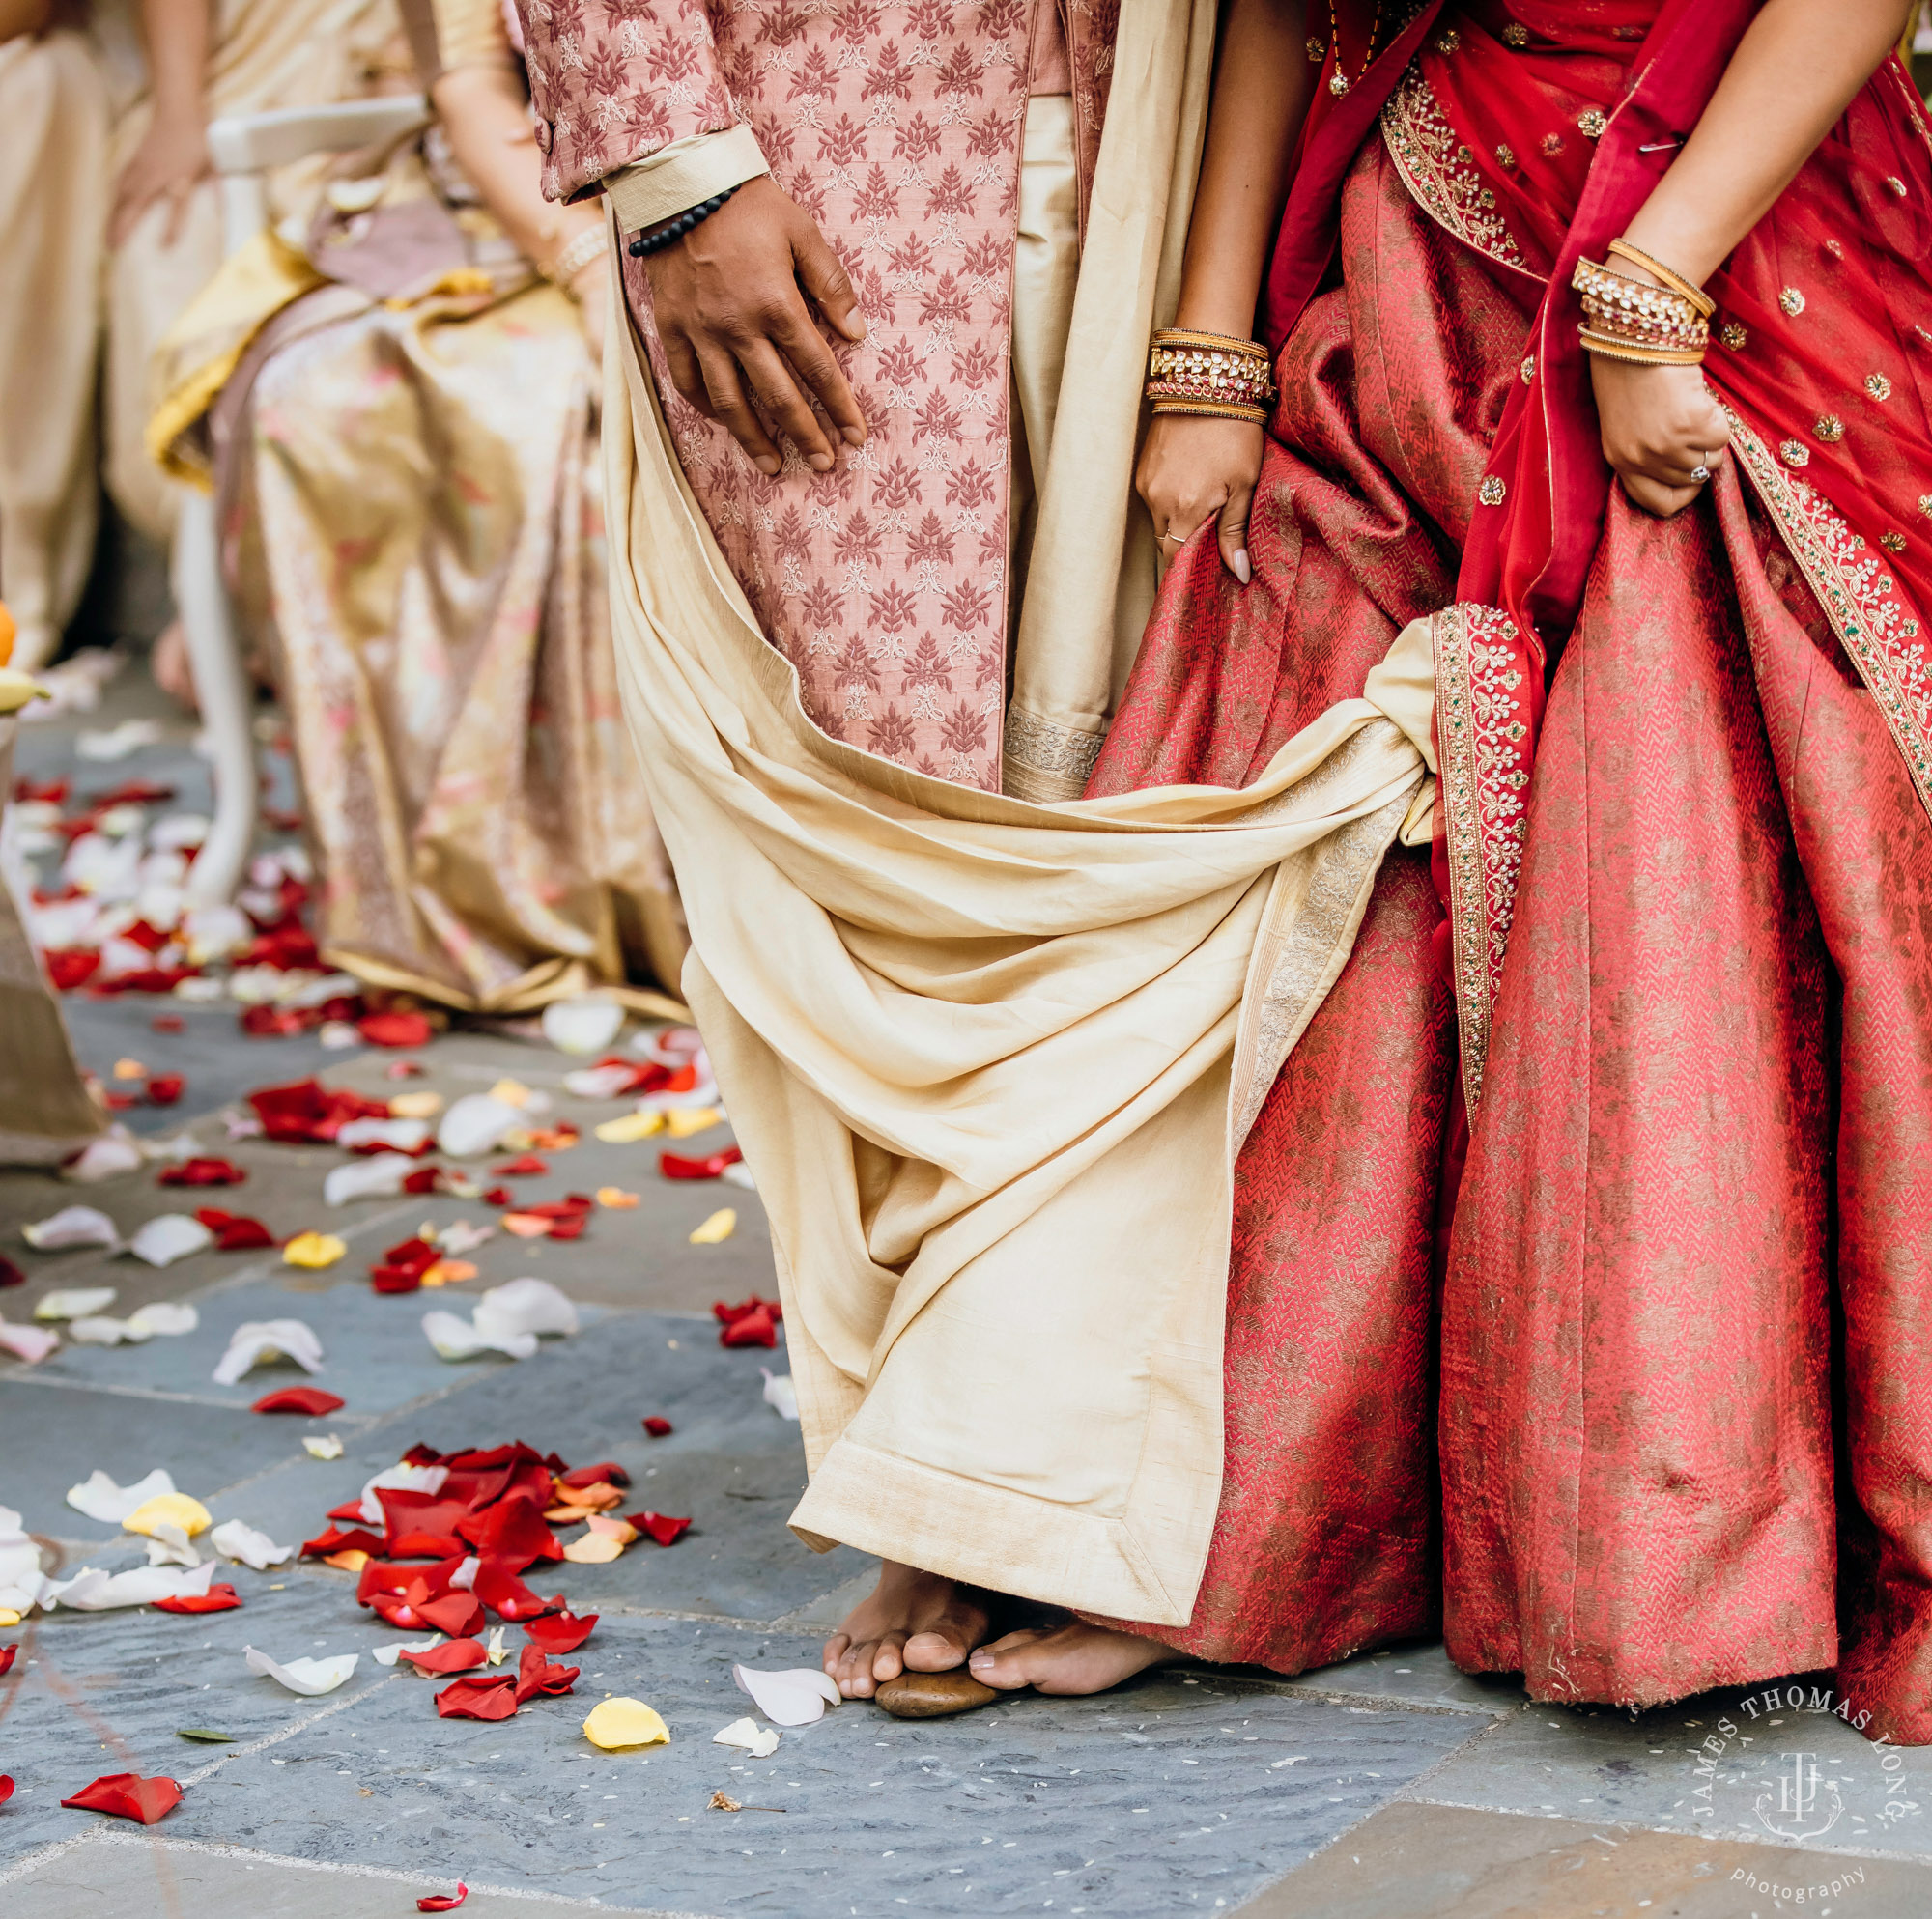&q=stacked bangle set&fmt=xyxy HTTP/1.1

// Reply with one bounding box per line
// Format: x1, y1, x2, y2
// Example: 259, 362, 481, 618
1145, 327, 1278, 424
1571, 239, 1714, 367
